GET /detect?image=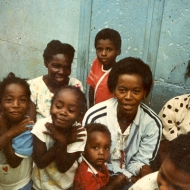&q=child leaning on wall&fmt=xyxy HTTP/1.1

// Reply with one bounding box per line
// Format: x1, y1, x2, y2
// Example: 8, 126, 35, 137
87, 28, 121, 107
74, 123, 129, 190
0, 72, 34, 190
